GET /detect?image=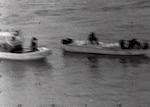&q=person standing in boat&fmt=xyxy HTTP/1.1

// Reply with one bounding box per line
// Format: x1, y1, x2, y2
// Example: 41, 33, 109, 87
119, 40, 129, 49
88, 32, 99, 45
31, 37, 38, 51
